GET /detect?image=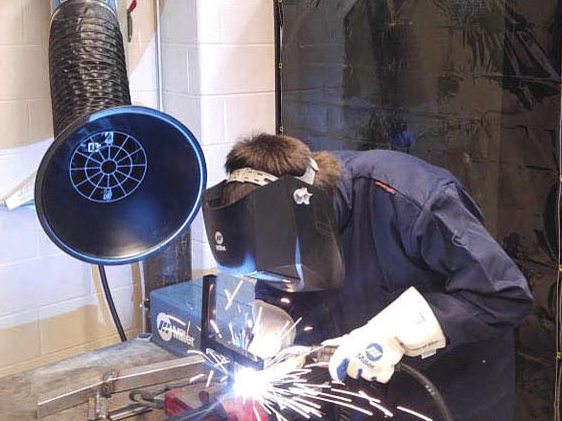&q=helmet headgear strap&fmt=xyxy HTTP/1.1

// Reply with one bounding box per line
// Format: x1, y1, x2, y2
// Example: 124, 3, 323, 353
227, 157, 319, 186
